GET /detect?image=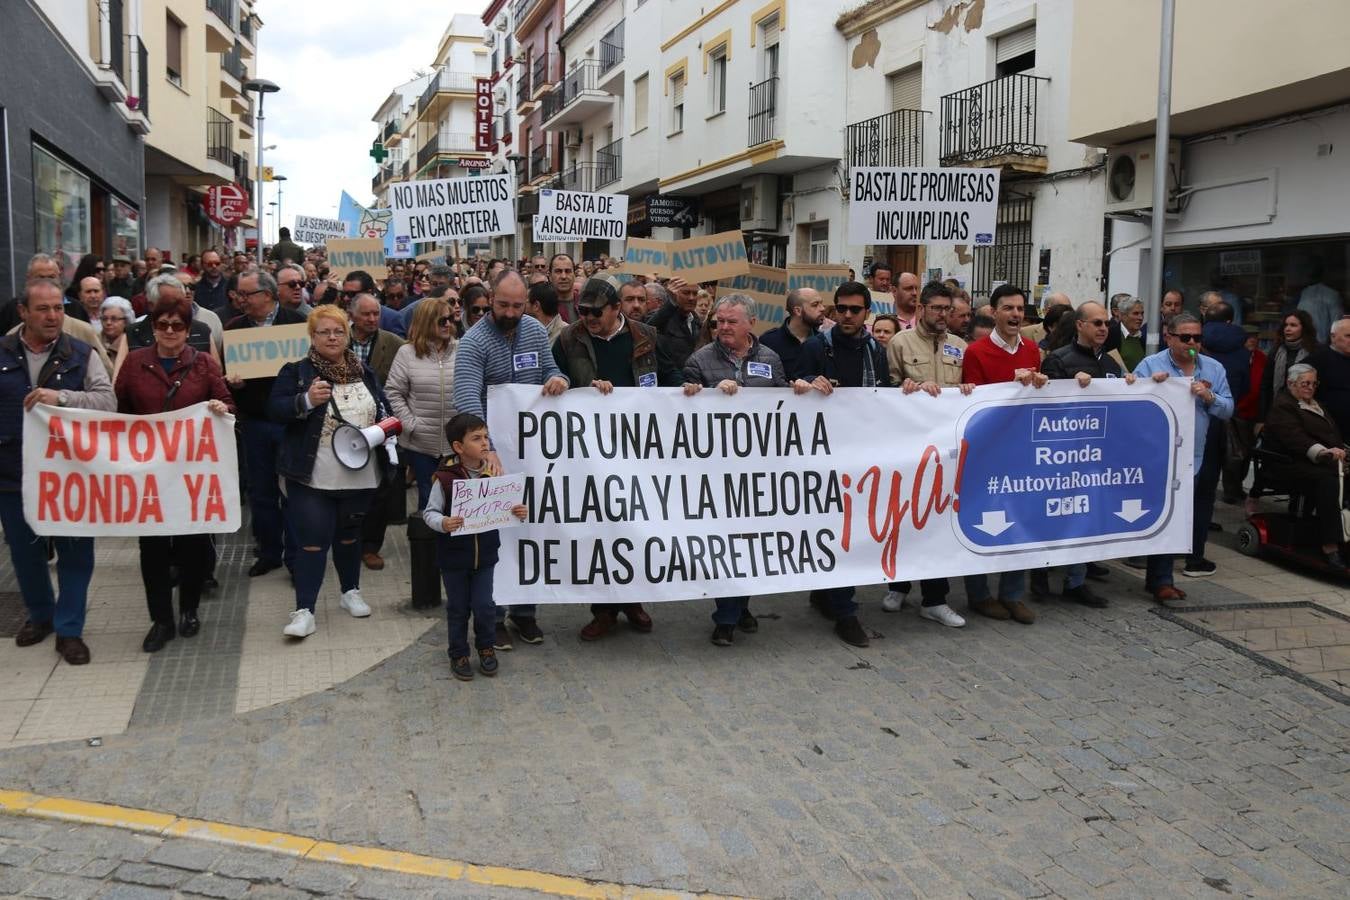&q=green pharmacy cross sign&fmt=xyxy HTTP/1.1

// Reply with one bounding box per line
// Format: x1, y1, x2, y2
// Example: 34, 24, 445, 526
370, 141, 388, 164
